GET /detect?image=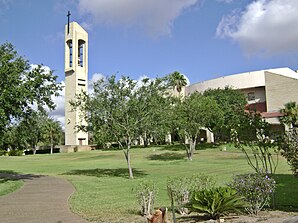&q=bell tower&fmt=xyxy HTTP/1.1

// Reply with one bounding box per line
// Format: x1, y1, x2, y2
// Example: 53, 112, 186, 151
64, 17, 88, 146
